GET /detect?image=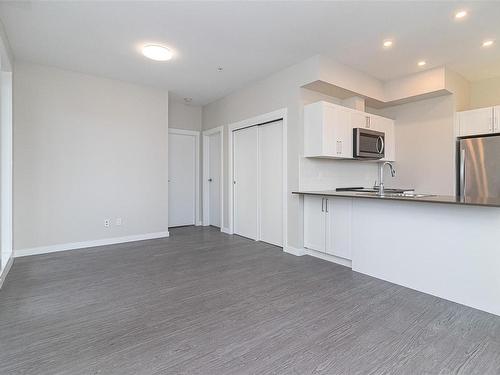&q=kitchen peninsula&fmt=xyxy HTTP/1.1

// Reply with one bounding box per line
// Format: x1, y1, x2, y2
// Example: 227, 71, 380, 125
293, 190, 500, 316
